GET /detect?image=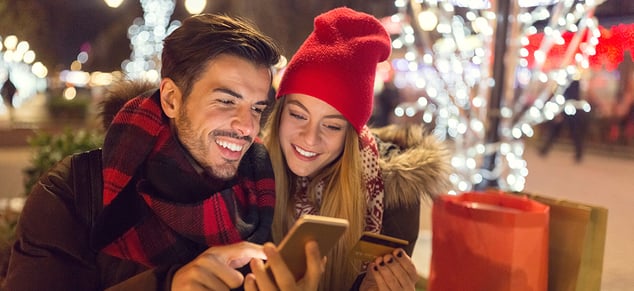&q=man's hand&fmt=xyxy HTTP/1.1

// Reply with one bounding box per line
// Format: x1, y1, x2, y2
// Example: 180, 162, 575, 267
244, 241, 325, 291
359, 248, 418, 291
172, 241, 266, 291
